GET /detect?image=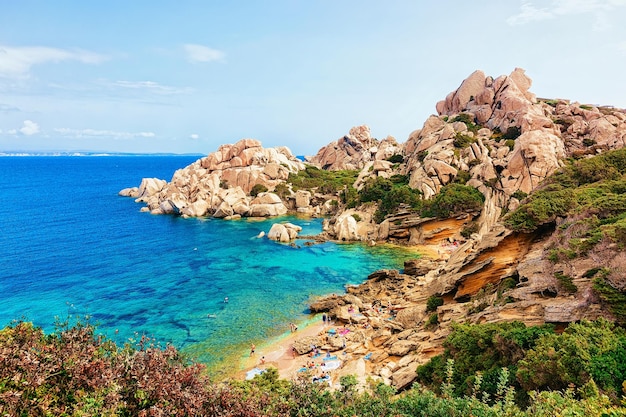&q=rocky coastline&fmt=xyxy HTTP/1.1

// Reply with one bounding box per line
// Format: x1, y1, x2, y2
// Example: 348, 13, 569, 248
120, 68, 626, 390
